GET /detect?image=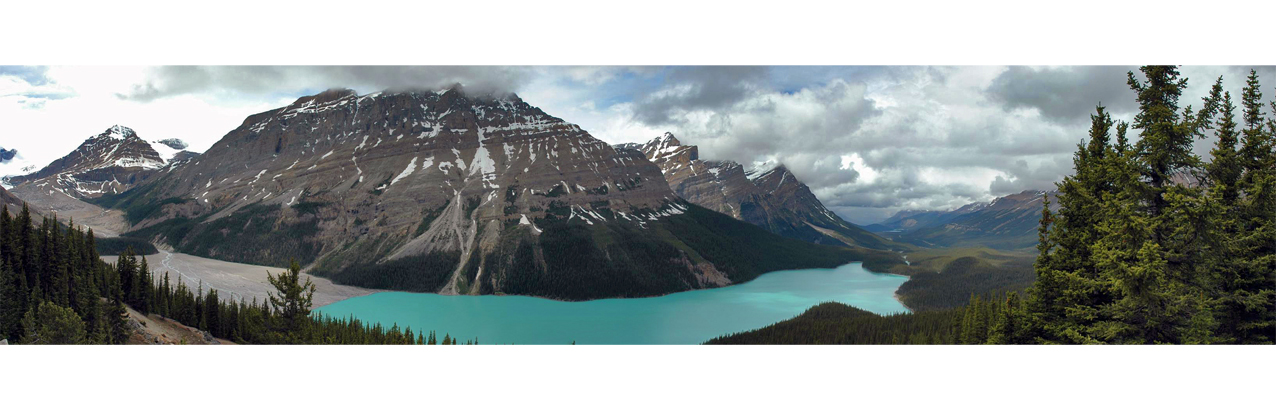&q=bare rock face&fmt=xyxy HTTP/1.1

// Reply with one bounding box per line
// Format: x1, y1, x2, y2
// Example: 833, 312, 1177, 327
6, 125, 174, 199
622, 133, 896, 250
